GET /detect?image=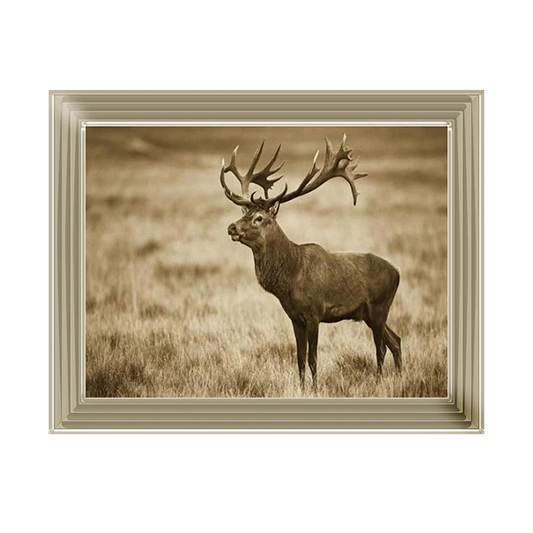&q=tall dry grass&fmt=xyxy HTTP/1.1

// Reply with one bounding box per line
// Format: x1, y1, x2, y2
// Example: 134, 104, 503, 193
86, 126, 447, 397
